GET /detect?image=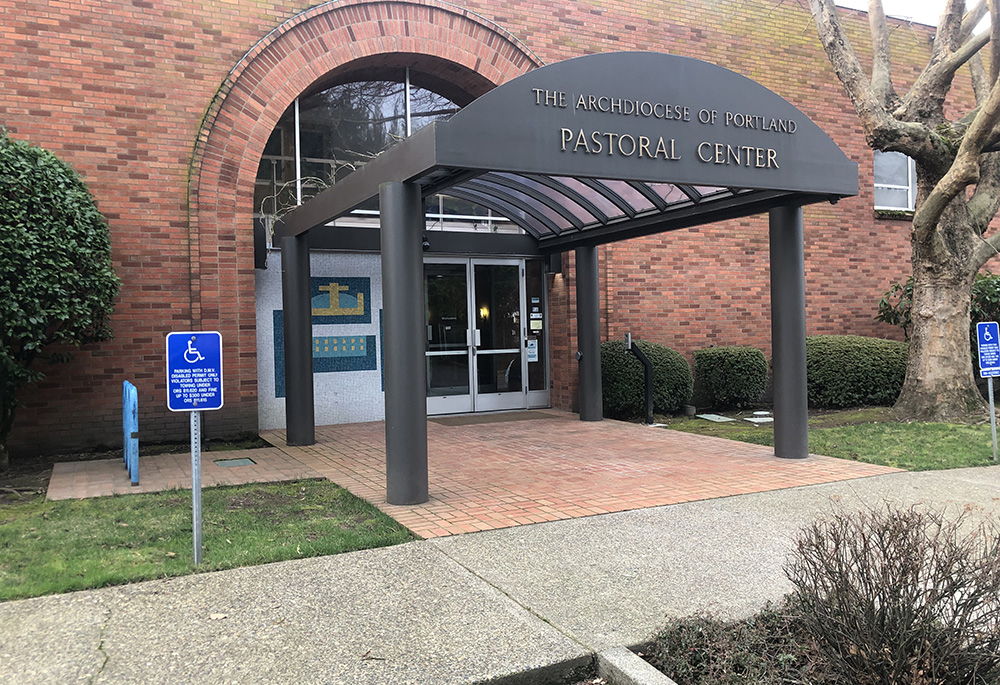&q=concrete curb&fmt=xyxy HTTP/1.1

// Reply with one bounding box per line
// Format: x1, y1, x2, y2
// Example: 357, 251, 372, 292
597, 647, 679, 685
474, 647, 679, 685
472, 654, 593, 684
